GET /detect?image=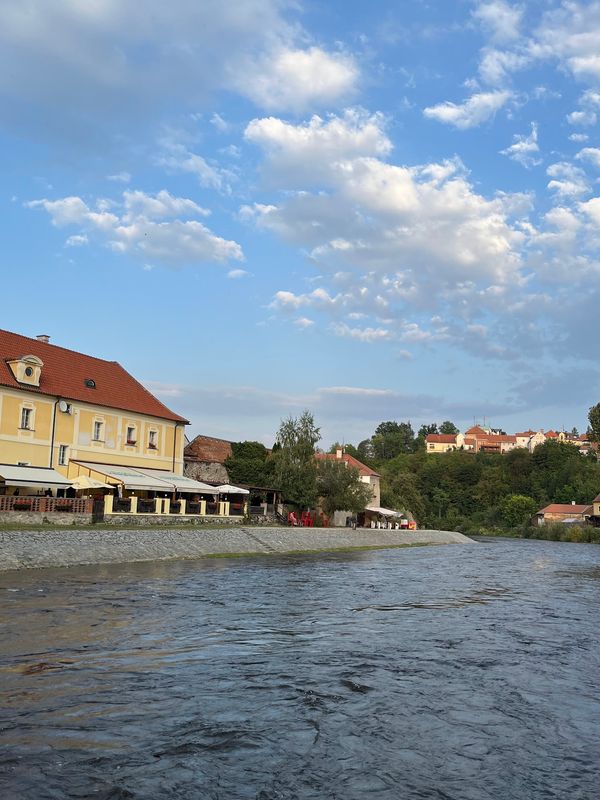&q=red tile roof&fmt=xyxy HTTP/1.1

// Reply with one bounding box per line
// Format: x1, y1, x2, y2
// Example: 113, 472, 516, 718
479, 434, 517, 443
538, 504, 592, 515
0, 329, 187, 423
515, 430, 536, 437
545, 430, 559, 438
426, 434, 457, 443
315, 451, 380, 477
185, 435, 233, 463
465, 425, 487, 435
